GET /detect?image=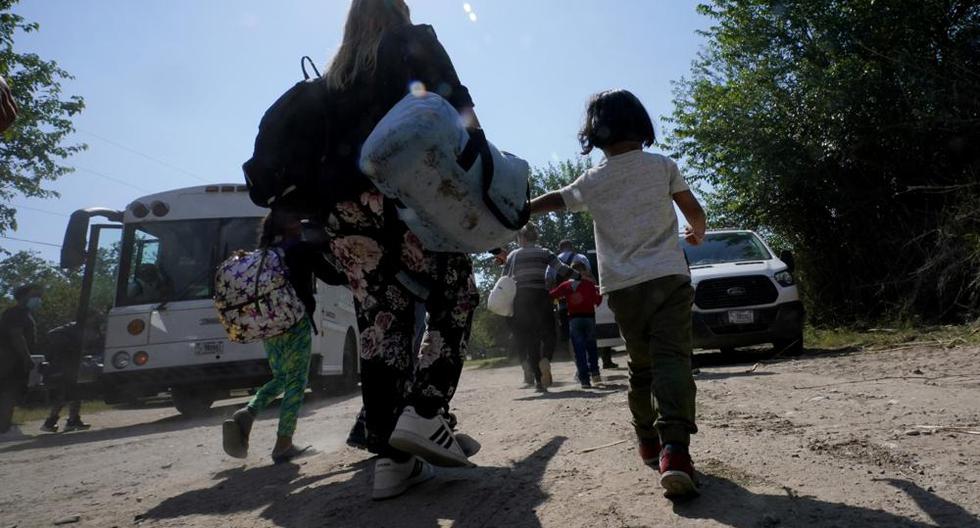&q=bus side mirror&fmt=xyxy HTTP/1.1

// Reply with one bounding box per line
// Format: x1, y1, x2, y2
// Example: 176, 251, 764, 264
779, 250, 796, 273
